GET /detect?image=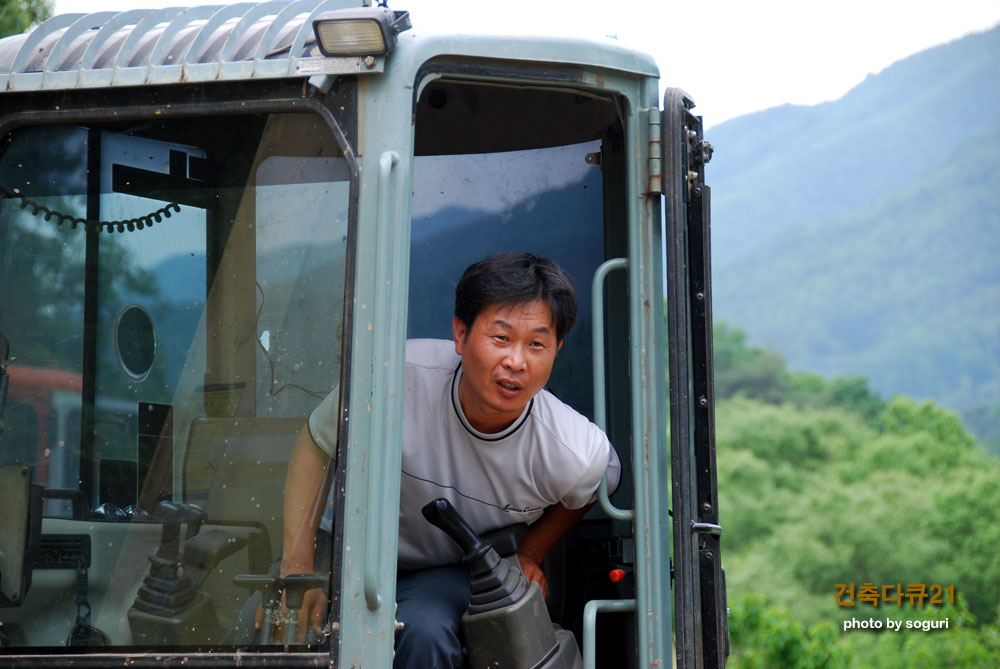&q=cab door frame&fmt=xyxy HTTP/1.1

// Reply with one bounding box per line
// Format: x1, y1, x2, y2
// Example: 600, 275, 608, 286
662, 87, 728, 668
341, 34, 675, 667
